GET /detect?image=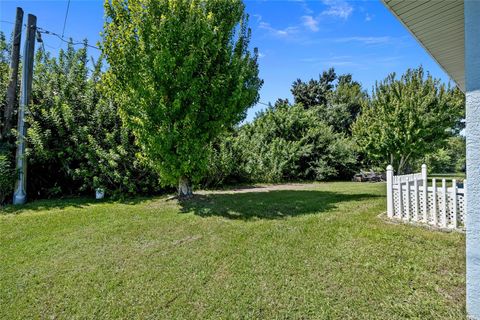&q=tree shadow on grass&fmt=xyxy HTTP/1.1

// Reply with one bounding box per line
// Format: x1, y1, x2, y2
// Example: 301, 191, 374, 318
179, 190, 381, 220
0, 196, 151, 215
